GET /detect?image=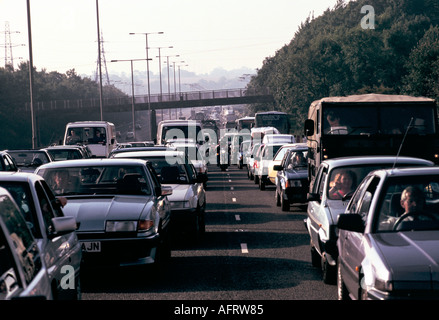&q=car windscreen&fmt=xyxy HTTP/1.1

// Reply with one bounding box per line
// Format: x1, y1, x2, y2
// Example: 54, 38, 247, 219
8, 151, 51, 167
37, 165, 151, 196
